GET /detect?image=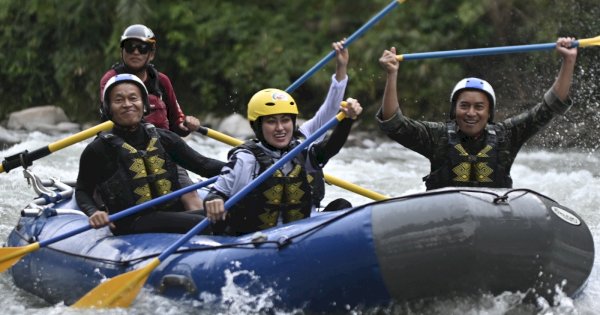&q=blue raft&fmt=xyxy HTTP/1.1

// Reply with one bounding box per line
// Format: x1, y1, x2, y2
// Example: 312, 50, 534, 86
5, 171, 595, 312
